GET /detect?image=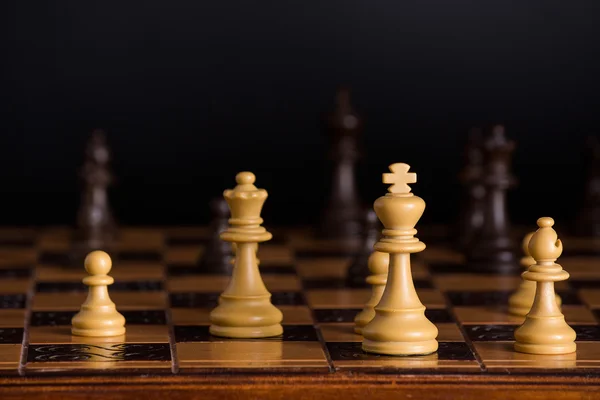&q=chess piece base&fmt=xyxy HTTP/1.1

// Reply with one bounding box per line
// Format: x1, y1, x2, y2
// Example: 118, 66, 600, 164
354, 281, 385, 335
362, 338, 438, 356
514, 341, 576, 355
71, 326, 126, 337
209, 324, 283, 339
361, 306, 439, 356
354, 306, 375, 335
71, 310, 126, 338
209, 294, 284, 339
